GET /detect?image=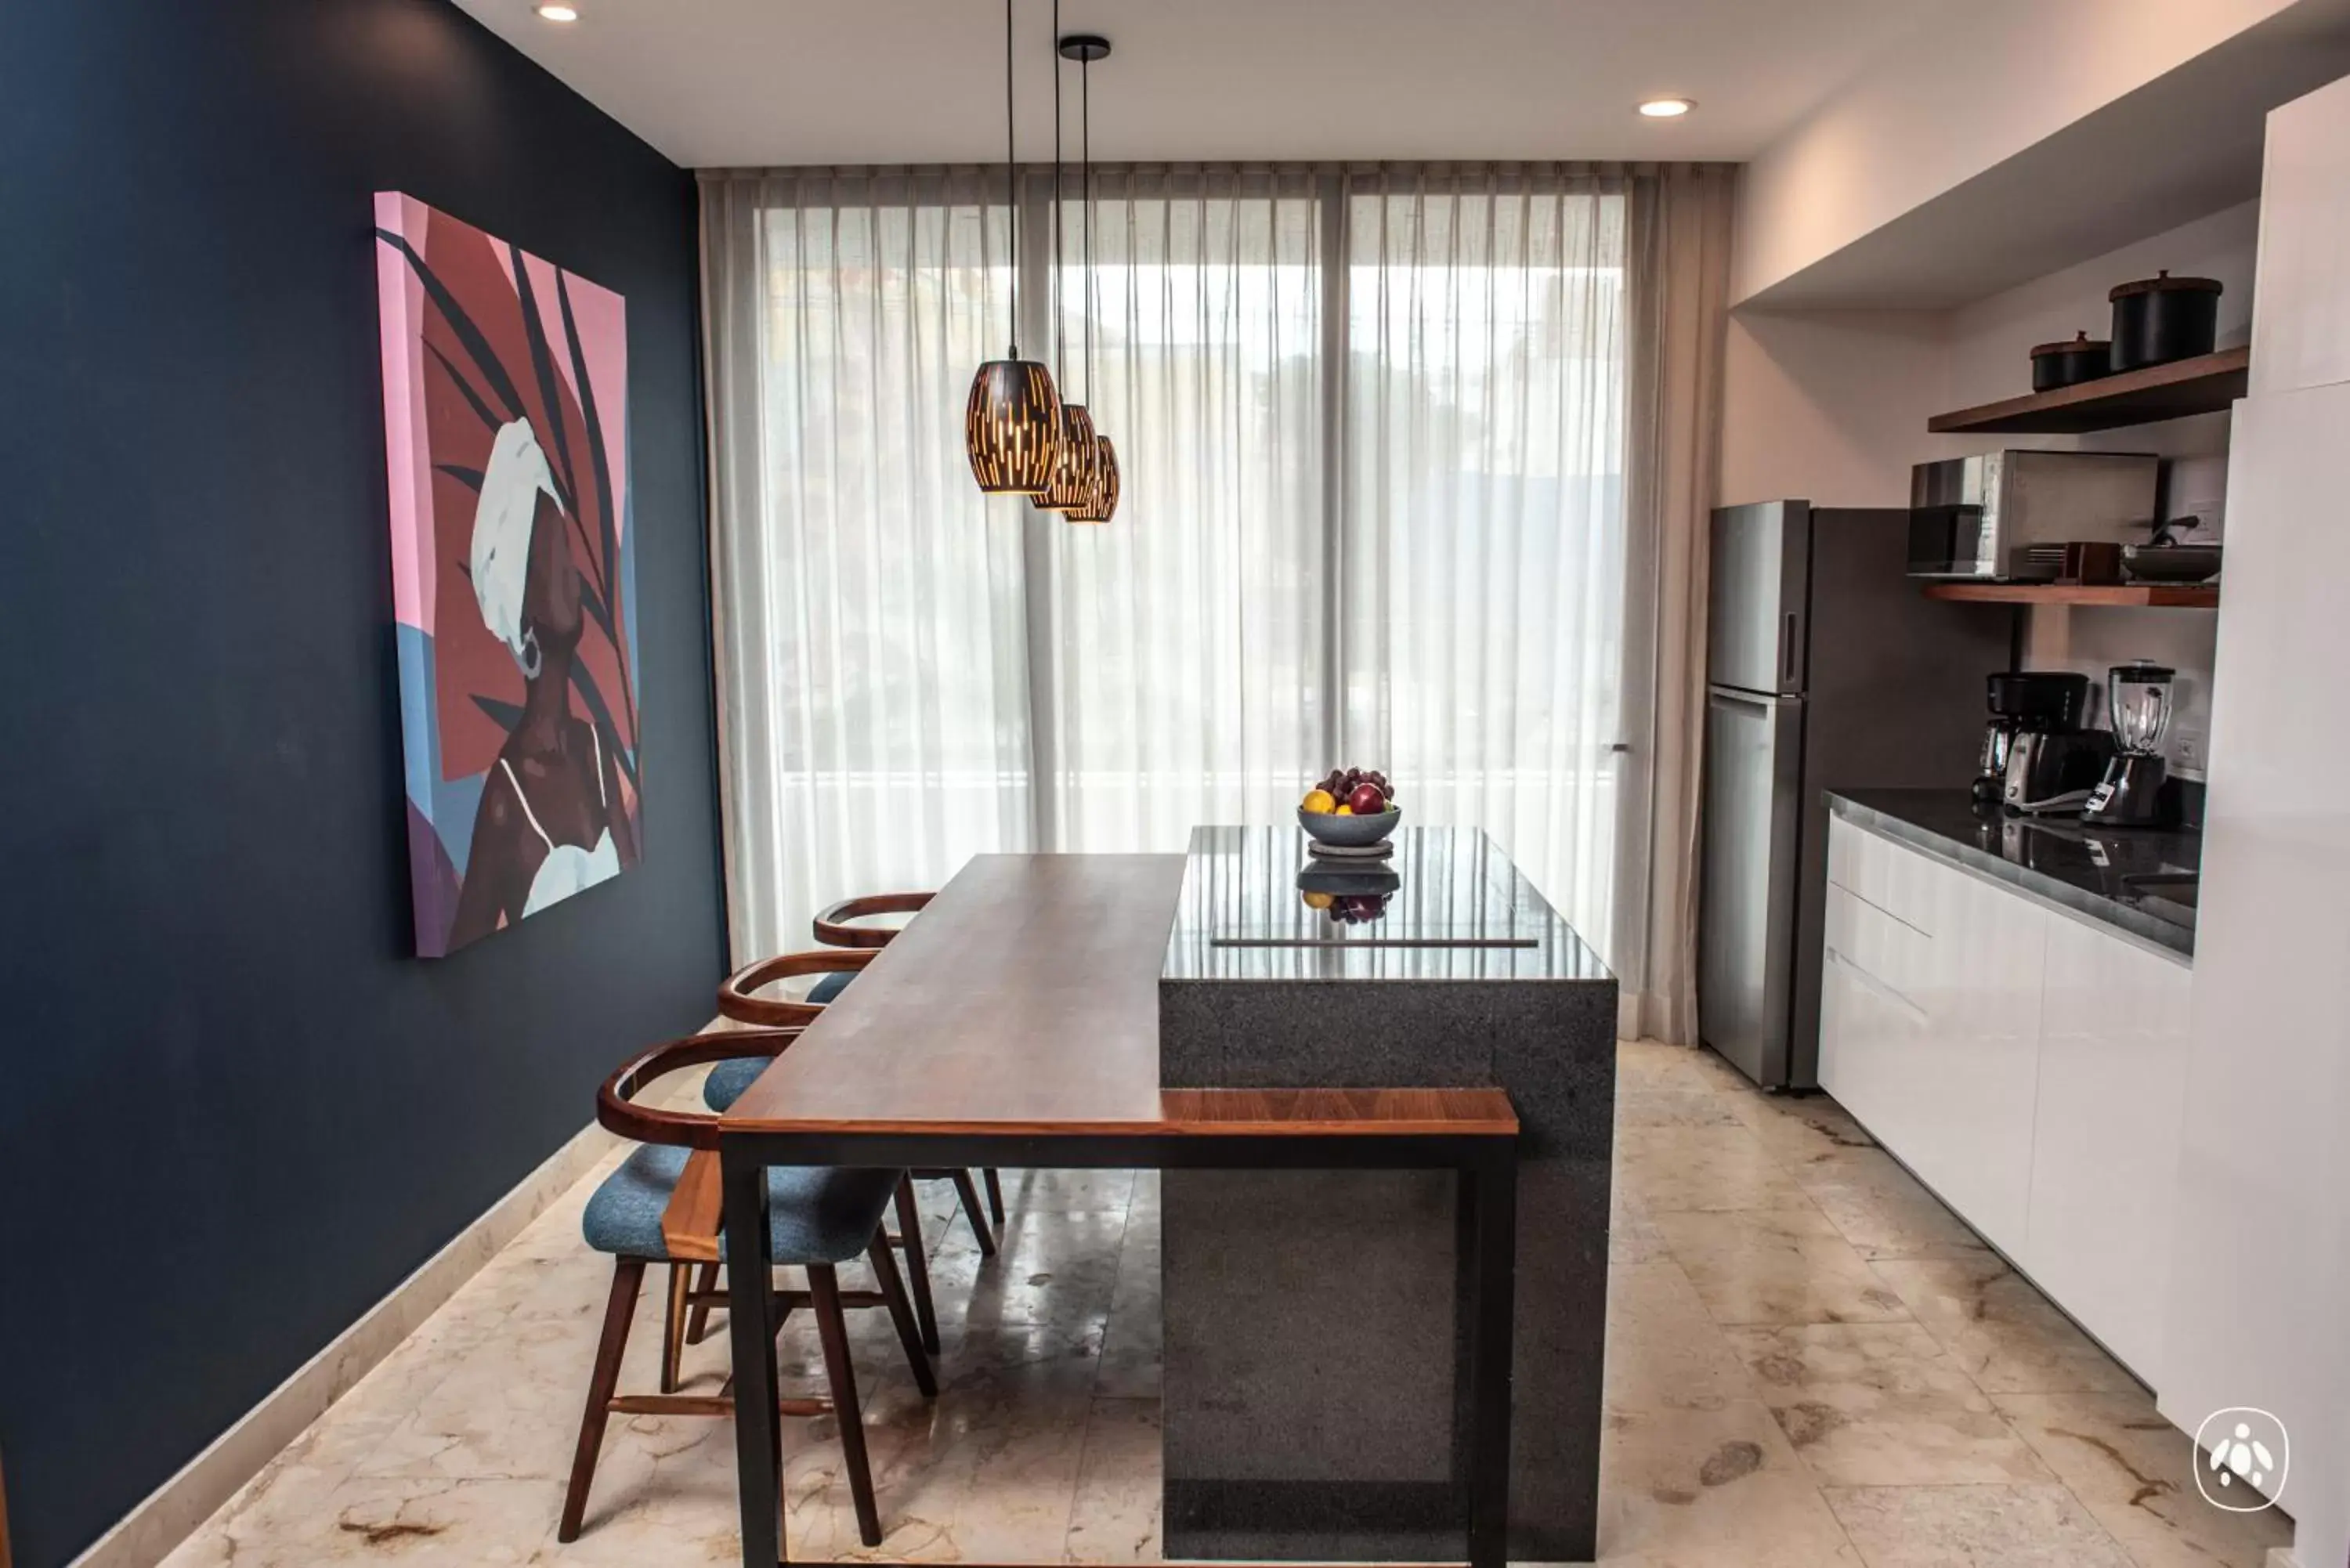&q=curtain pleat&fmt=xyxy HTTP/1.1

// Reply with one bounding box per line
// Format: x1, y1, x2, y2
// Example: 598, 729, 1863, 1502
701, 162, 1730, 1040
